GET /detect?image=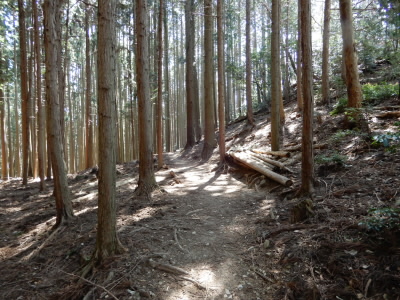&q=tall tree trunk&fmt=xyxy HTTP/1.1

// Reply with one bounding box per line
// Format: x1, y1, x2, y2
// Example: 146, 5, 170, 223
94, 0, 125, 263
321, 0, 331, 106
85, 3, 94, 169
156, 0, 164, 168
296, 0, 303, 111
135, 0, 157, 198
339, 0, 363, 111
57, 4, 66, 160
0, 88, 7, 180
270, 0, 281, 151
33, 0, 45, 191
18, 0, 30, 185
201, 0, 217, 160
300, 0, 314, 195
28, 32, 35, 178
13, 41, 21, 176
245, 0, 254, 125
43, 0, 74, 227
185, 0, 196, 149
217, 0, 226, 164
6, 90, 13, 177
163, 5, 171, 153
